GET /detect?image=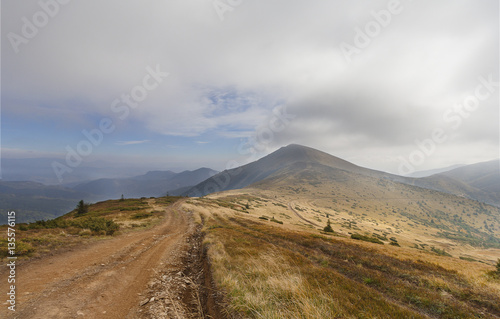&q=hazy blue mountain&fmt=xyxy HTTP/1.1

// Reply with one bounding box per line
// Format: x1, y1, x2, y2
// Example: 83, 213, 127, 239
73, 168, 219, 200
0, 168, 218, 224
0, 181, 93, 224
1, 158, 155, 185
406, 164, 465, 178
440, 160, 500, 193
409, 160, 500, 206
